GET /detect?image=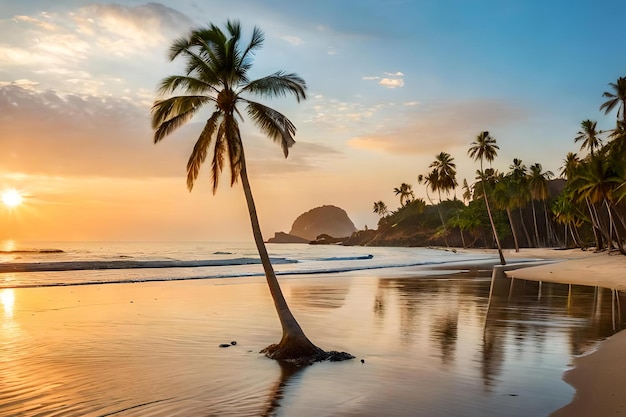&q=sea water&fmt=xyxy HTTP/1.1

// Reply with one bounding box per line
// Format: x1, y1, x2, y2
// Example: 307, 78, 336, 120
0, 241, 494, 288
1, 241, 624, 416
